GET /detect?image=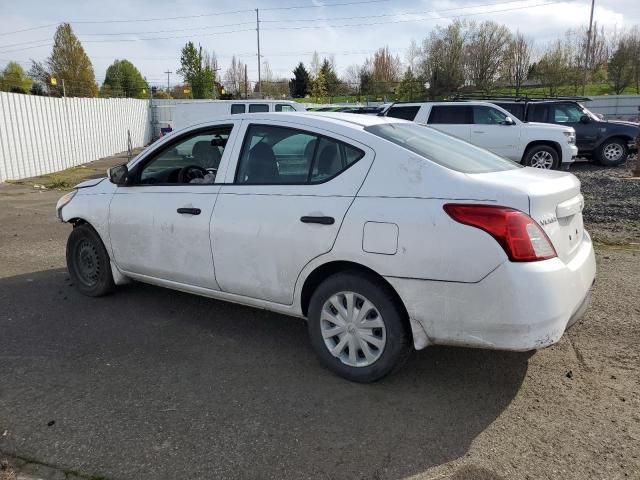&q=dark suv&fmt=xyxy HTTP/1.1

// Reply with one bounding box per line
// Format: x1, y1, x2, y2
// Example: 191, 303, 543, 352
489, 99, 639, 166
